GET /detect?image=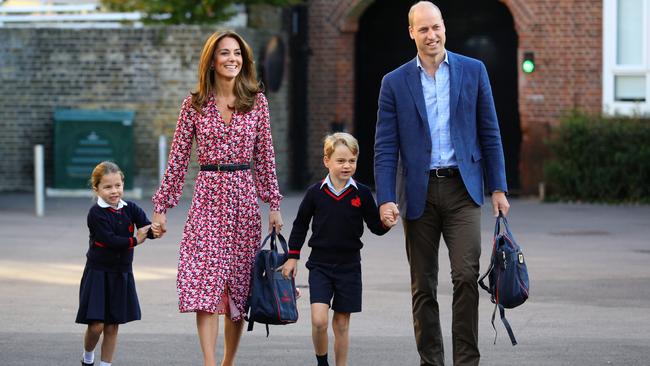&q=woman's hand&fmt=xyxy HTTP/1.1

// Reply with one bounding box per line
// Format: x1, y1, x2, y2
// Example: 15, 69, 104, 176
268, 210, 283, 233
152, 212, 167, 238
